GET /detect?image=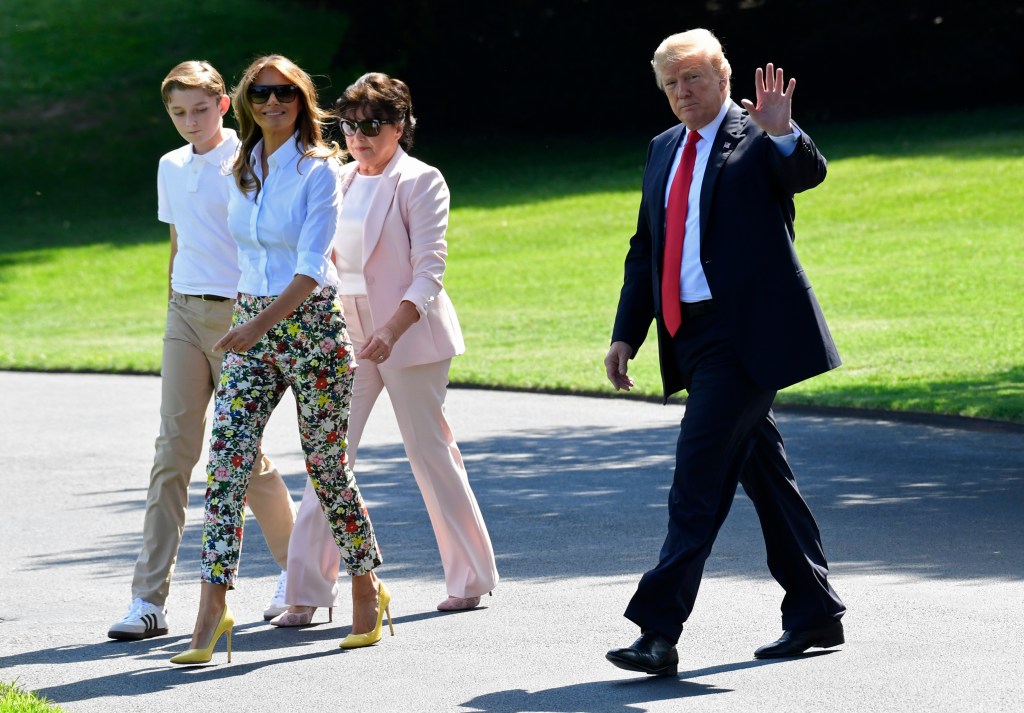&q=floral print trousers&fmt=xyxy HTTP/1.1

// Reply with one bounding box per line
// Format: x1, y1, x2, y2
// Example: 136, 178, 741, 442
201, 287, 382, 587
